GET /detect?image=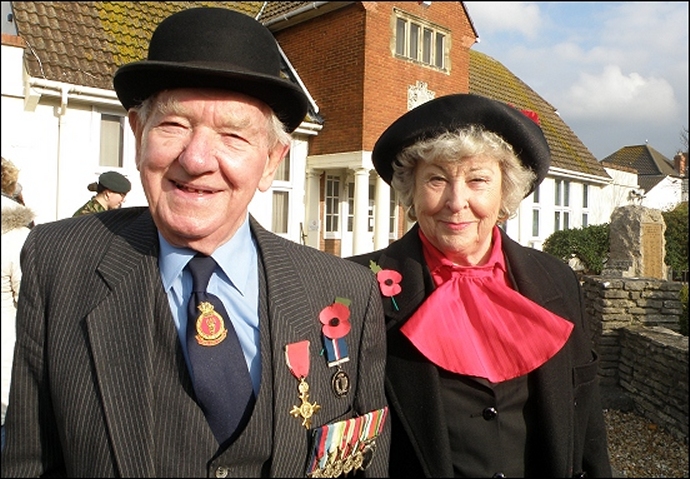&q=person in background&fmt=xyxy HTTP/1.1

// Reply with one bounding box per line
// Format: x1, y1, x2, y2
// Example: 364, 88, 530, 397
72, 170, 132, 216
1, 7, 388, 477
1, 157, 36, 450
349, 94, 611, 477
